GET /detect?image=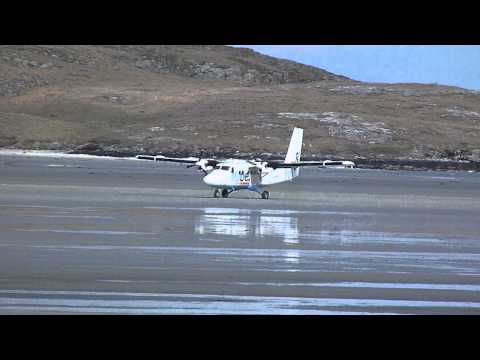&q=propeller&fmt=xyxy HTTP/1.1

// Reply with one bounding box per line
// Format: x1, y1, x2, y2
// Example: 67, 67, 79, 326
186, 151, 209, 174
